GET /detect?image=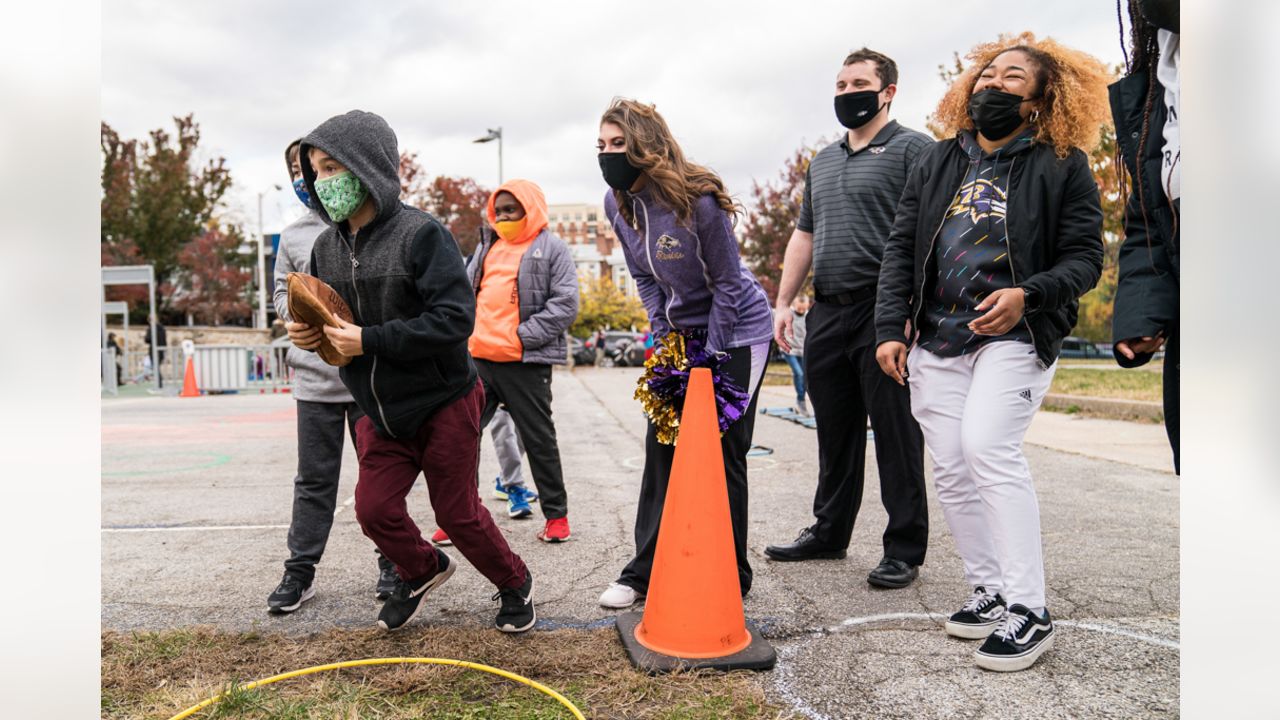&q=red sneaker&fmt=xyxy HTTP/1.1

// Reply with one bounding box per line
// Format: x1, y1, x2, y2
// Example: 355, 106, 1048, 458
430, 528, 452, 546
537, 517, 570, 543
